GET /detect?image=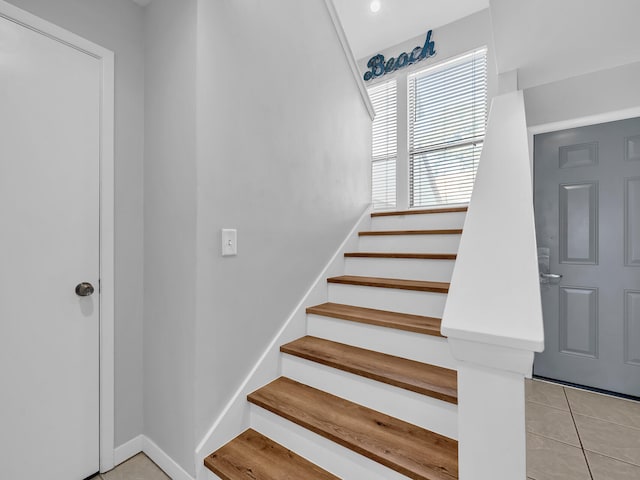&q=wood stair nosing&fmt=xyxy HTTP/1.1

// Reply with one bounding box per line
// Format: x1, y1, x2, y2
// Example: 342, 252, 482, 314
248, 377, 458, 480
280, 335, 457, 404
327, 275, 450, 294
358, 229, 462, 236
306, 302, 444, 337
371, 206, 468, 217
204, 428, 339, 480
344, 252, 457, 260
